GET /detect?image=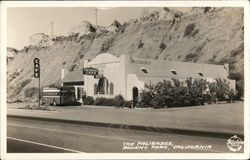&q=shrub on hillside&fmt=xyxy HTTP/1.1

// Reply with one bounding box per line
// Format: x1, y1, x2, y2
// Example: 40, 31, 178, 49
159, 42, 167, 51
90, 25, 96, 32
15, 79, 32, 95
204, 7, 211, 13
112, 20, 121, 28
20, 79, 32, 88
192, 29, 199, 37
24, 87, 39, 98
184, 23, 196, 37
79, 55, 84, 59
184, 53, 198, 62
119, 22, 129, 33
163, 7, 170, 12
69, 64, 77, 71
101, 37, 114, 52
138, 40, 144, 49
